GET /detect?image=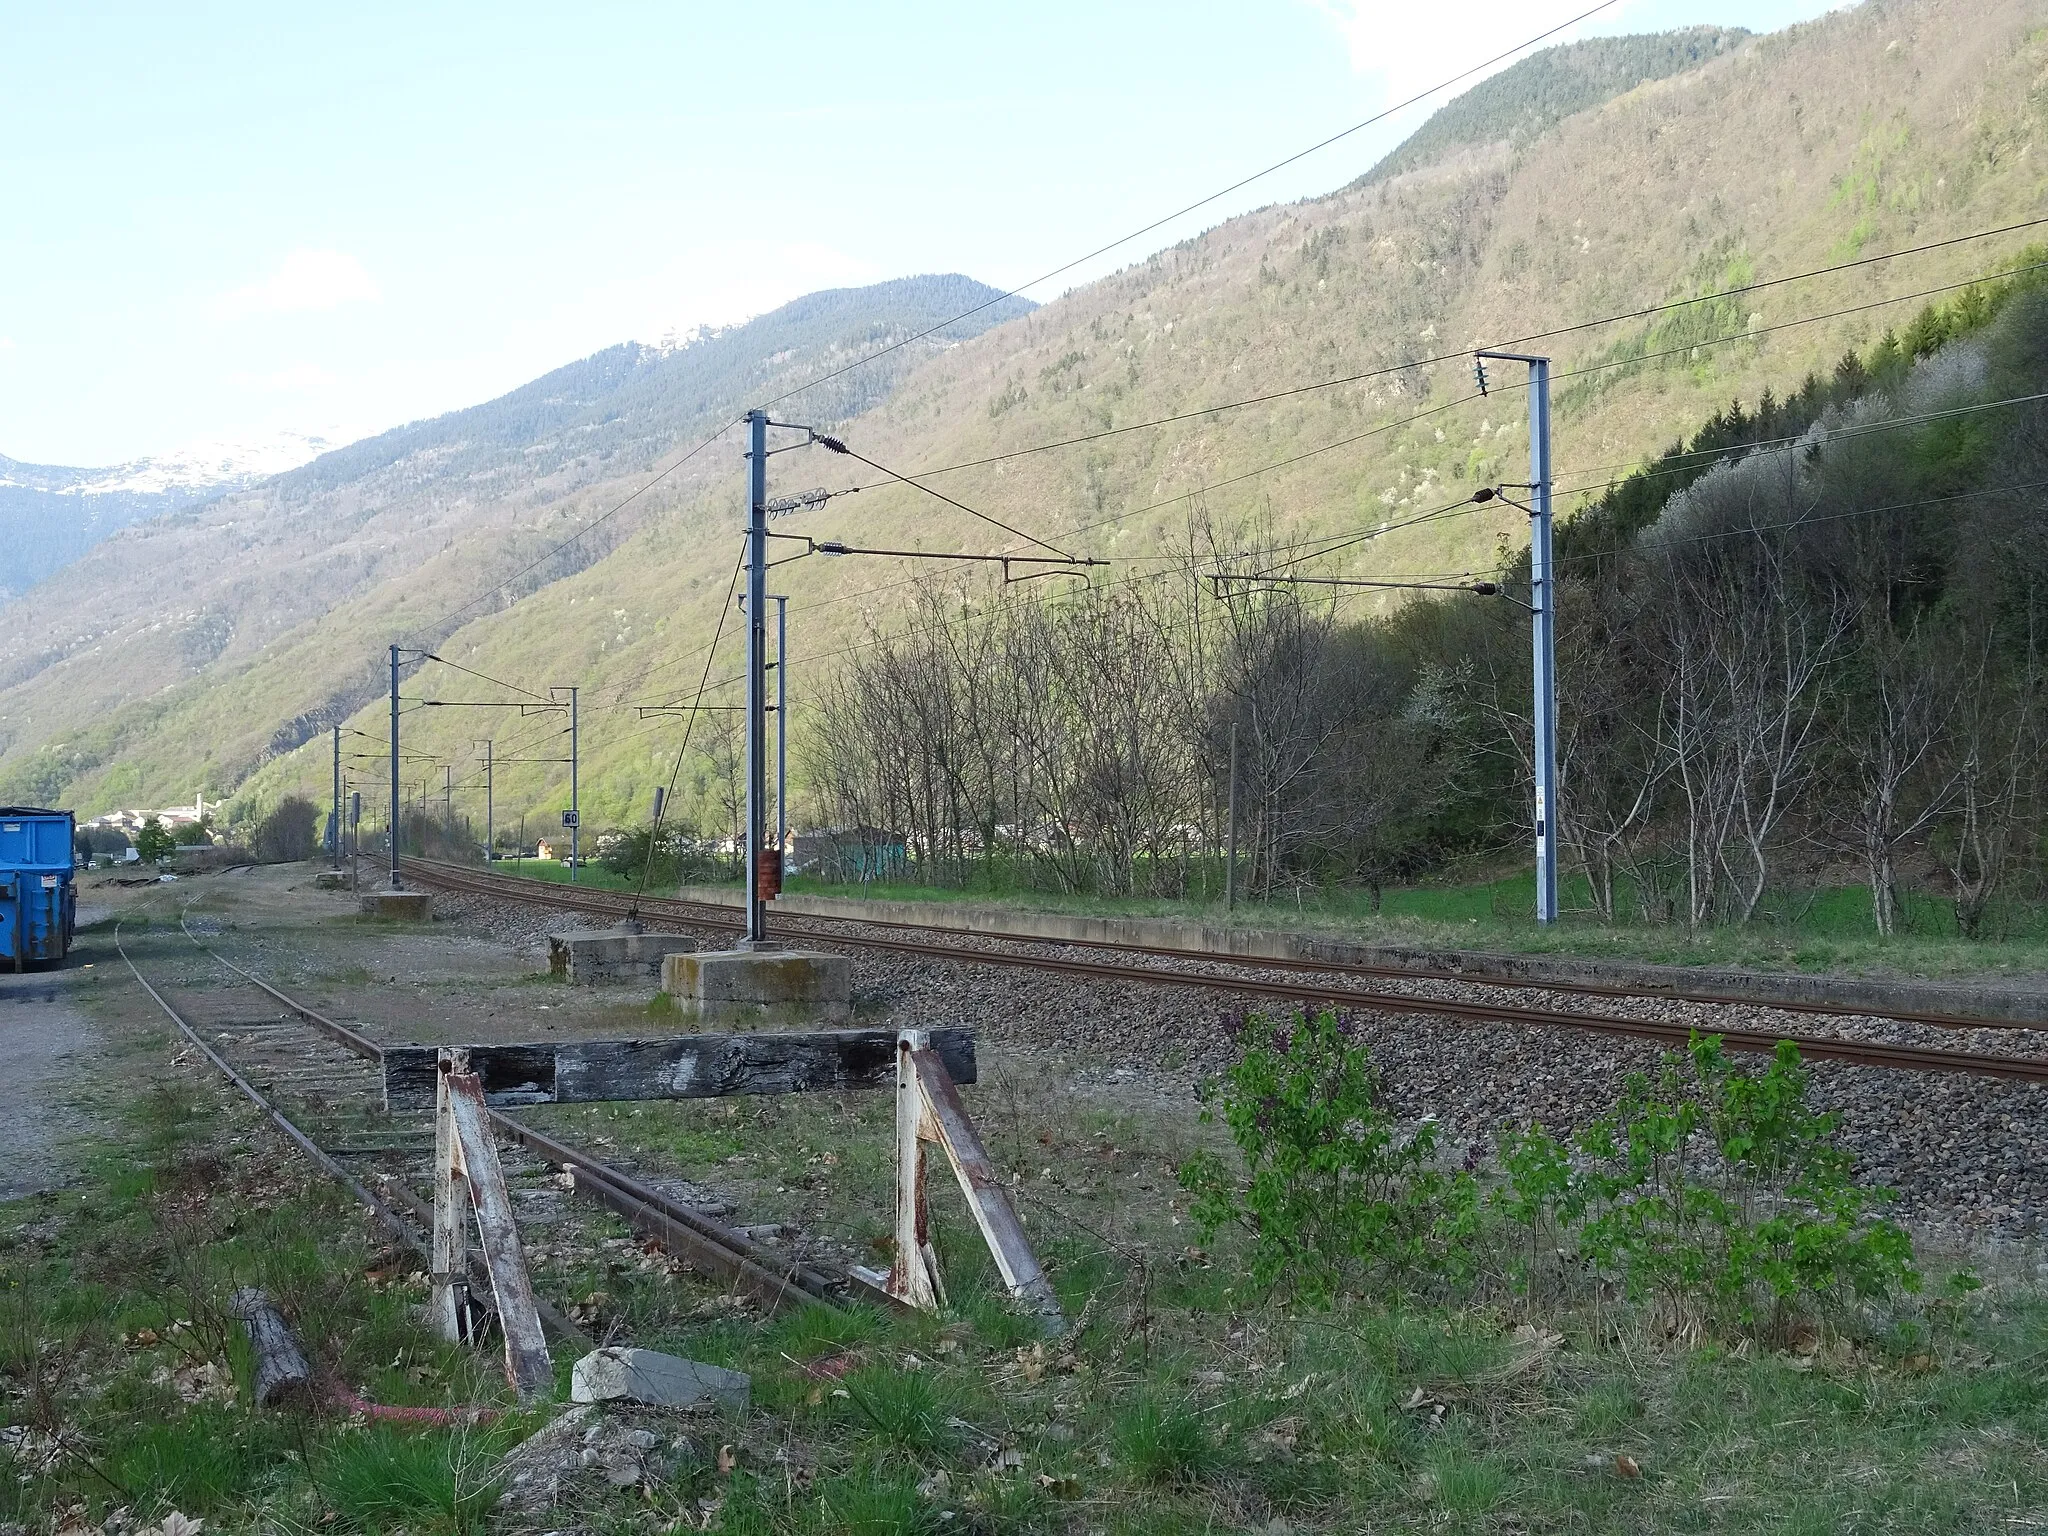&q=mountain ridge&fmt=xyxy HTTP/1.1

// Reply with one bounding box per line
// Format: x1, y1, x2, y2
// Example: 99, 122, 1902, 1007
0, 273, 1036, 803
0, 429, 344, 598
